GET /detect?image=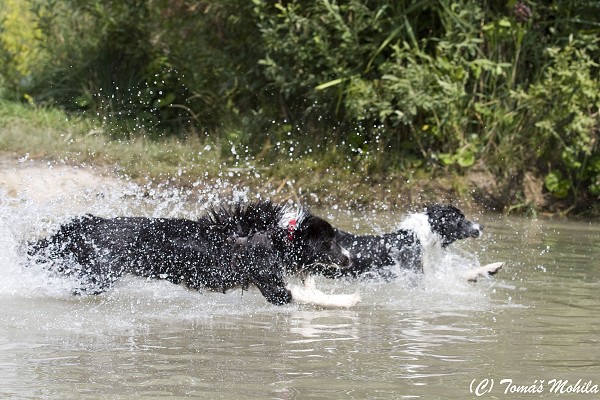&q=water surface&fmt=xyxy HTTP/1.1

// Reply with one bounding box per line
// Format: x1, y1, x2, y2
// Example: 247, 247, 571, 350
1, 177, 598, 399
